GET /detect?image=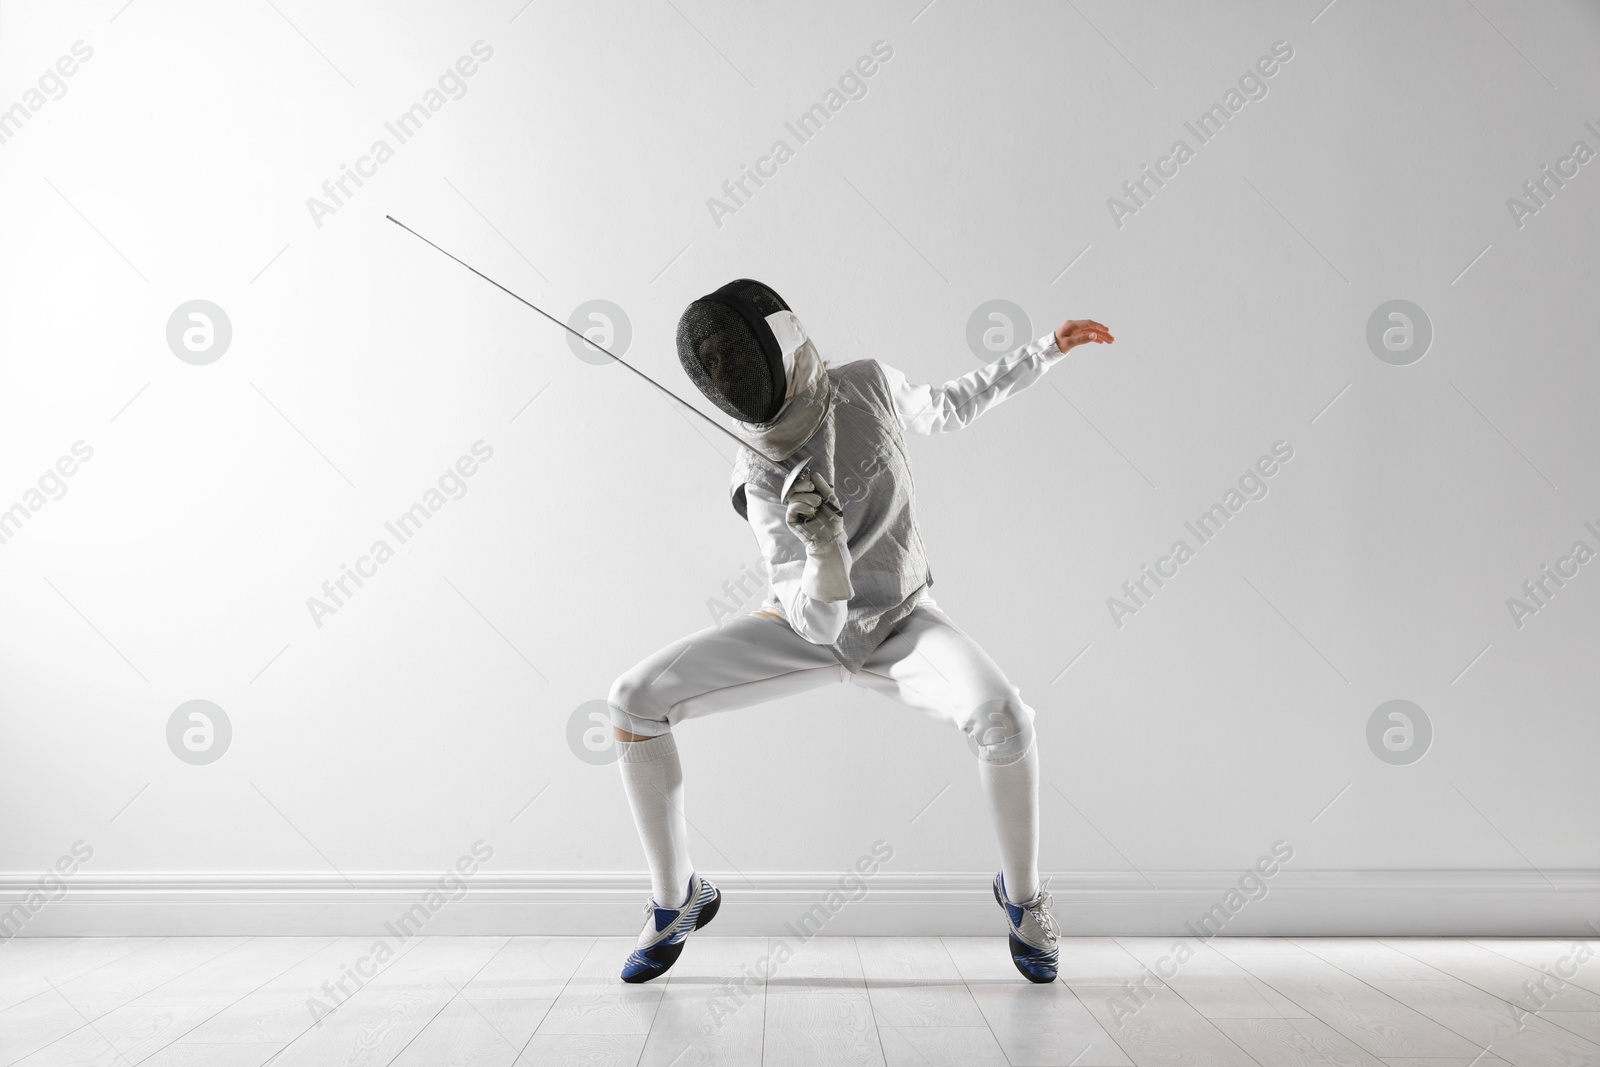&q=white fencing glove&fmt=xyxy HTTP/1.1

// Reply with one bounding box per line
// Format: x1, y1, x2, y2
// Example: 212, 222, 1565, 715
784, 468, 853, 603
